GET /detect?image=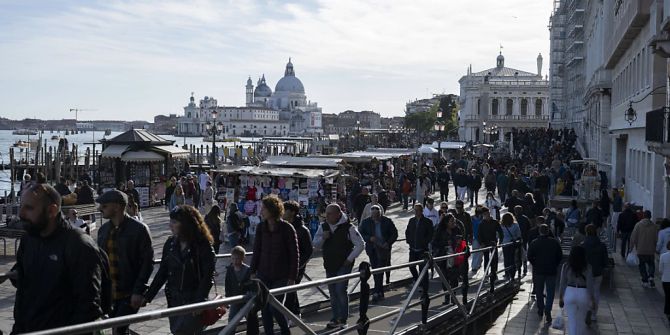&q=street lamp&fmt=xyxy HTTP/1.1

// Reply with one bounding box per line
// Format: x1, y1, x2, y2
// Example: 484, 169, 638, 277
356, 120, 361, 150
205, 109, 223, 167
